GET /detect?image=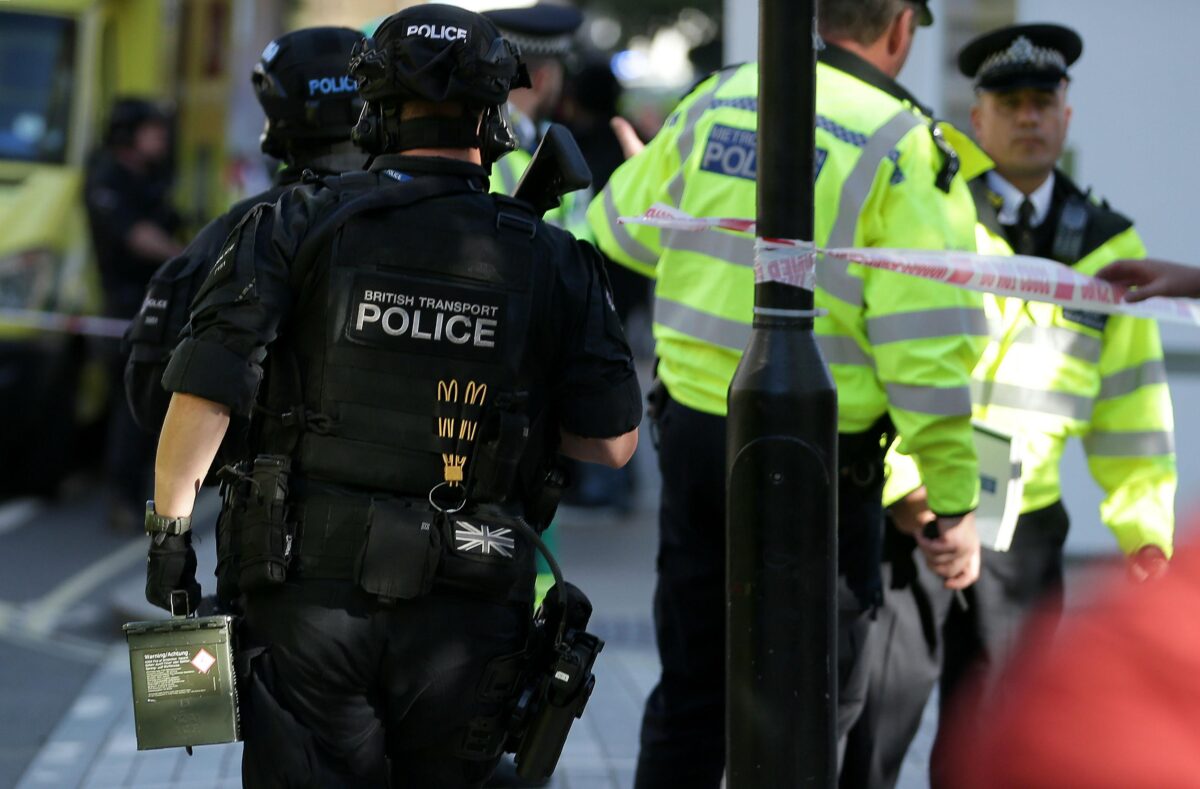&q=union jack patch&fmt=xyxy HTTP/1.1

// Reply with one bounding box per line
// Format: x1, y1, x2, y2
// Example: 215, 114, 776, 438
453, 520, 515, 559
